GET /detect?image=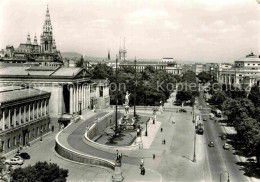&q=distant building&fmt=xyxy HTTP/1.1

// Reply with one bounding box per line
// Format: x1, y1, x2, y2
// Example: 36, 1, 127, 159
0, 86, 51, 154
119, 58, 182, 75
217, 53, 260, 89
118, 37, 127, 61
0, 5, 62, 66
192, 63, 204, 75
